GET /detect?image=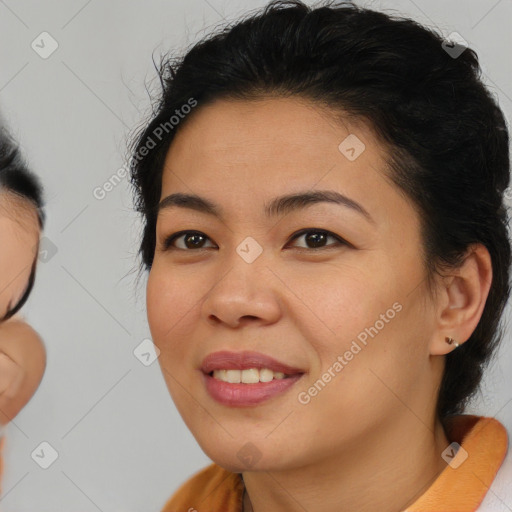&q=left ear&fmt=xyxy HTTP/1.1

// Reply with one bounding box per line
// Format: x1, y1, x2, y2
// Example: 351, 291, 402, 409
429, 243, 493, 356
